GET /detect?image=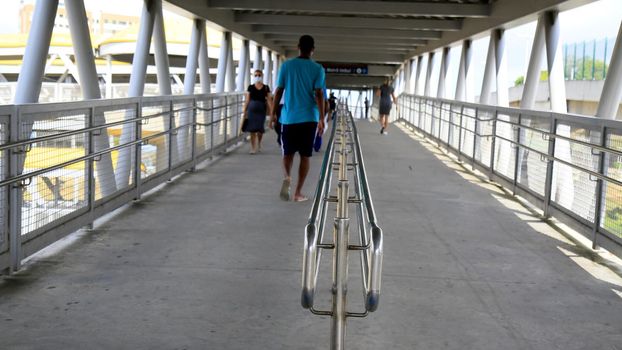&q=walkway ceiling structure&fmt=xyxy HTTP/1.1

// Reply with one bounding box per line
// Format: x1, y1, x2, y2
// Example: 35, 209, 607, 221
164, 0, 598, 89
